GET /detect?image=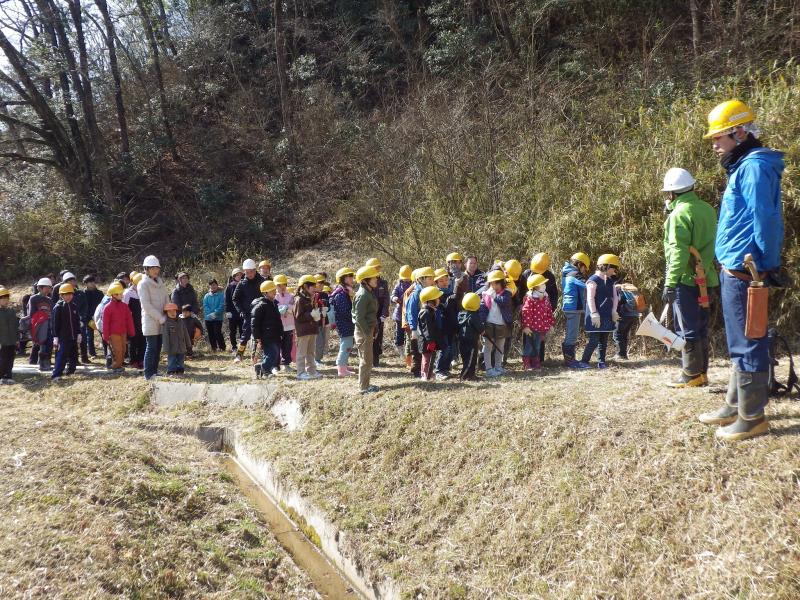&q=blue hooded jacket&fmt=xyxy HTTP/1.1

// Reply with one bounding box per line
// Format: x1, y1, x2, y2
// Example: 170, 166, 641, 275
561, 261, 586, 312
405, 283, 423, 332
716, 147, 784, 271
